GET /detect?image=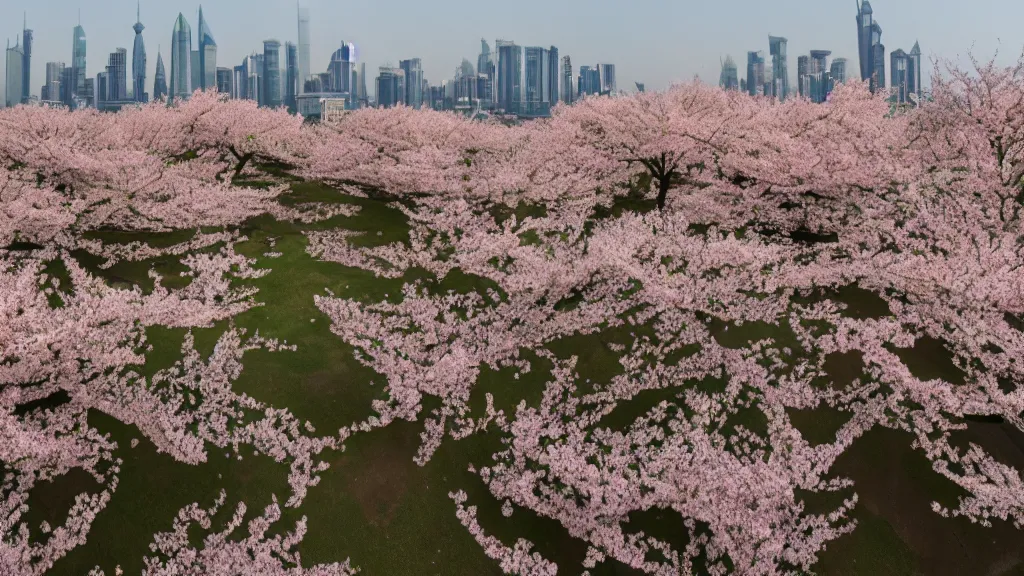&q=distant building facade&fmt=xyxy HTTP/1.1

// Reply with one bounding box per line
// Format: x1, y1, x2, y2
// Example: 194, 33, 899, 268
720, 55, 739, 91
